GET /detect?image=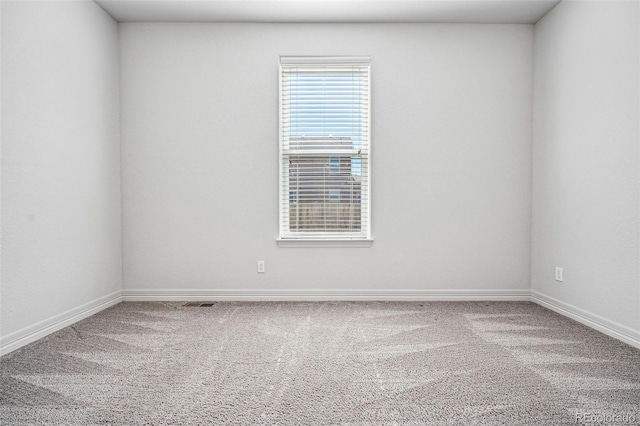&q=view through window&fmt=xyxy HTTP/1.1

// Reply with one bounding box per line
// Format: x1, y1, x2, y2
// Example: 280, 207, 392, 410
279, 57, 370, 240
